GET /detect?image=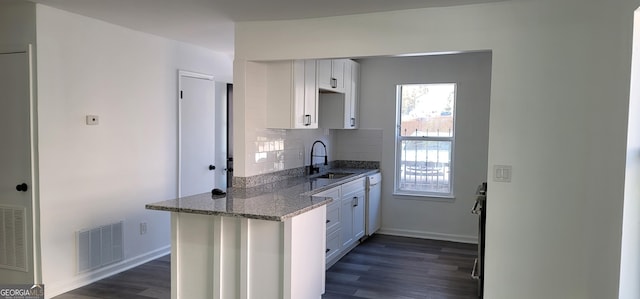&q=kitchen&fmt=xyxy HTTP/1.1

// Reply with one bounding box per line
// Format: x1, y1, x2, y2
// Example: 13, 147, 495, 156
0, 1, 637, 299
143, 51, 491, 298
